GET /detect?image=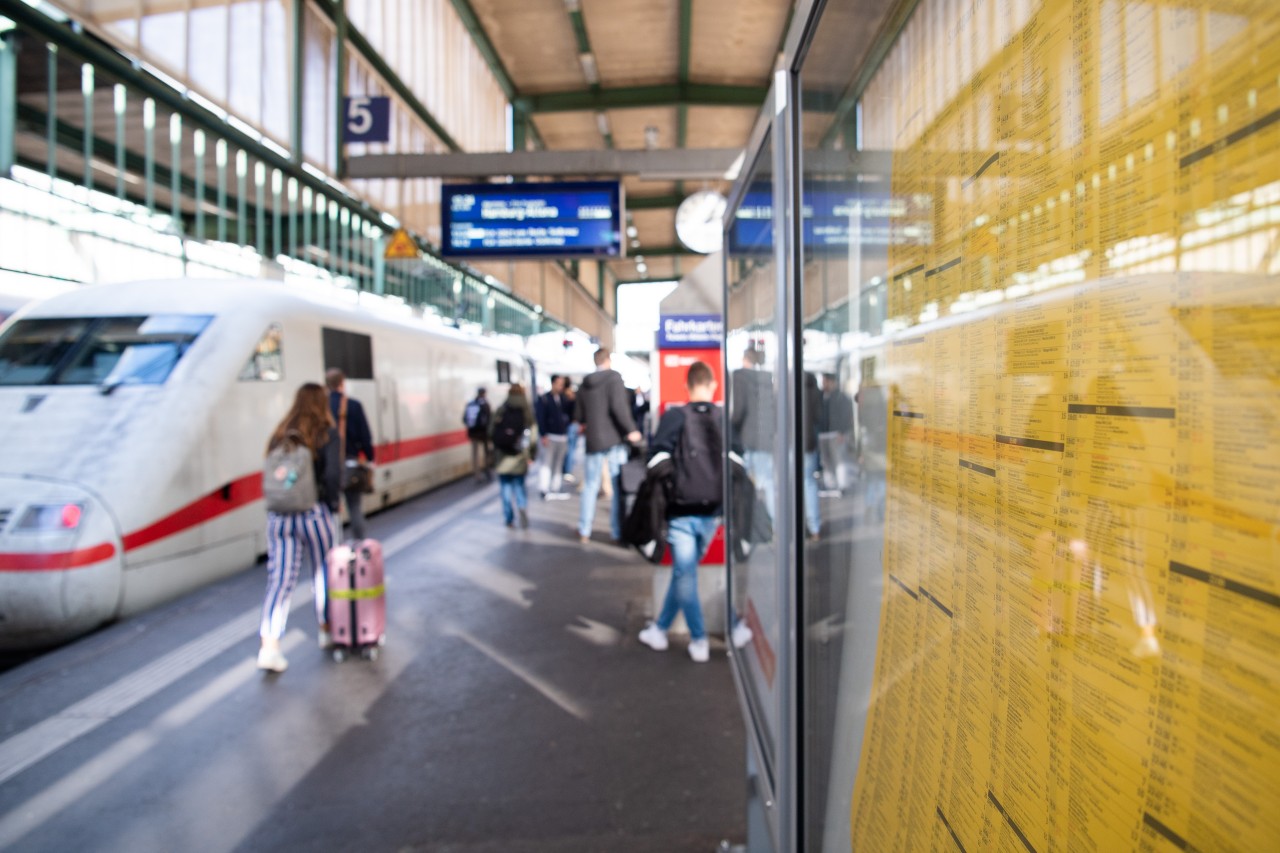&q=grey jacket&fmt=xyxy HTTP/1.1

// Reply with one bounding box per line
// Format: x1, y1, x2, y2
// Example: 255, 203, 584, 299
573, 368, 636, 453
